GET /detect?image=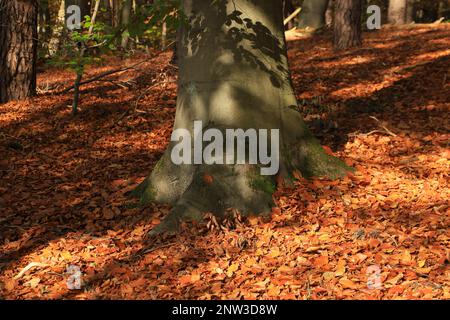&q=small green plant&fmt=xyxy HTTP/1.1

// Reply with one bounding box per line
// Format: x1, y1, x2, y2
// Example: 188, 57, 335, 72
127, 0, 186, 49
50, 11, 117, 115
49, 0, 185, 116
